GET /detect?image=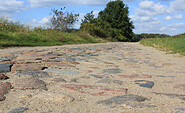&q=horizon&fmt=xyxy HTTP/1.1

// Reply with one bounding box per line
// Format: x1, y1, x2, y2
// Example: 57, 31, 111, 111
0, 0, 185, 35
